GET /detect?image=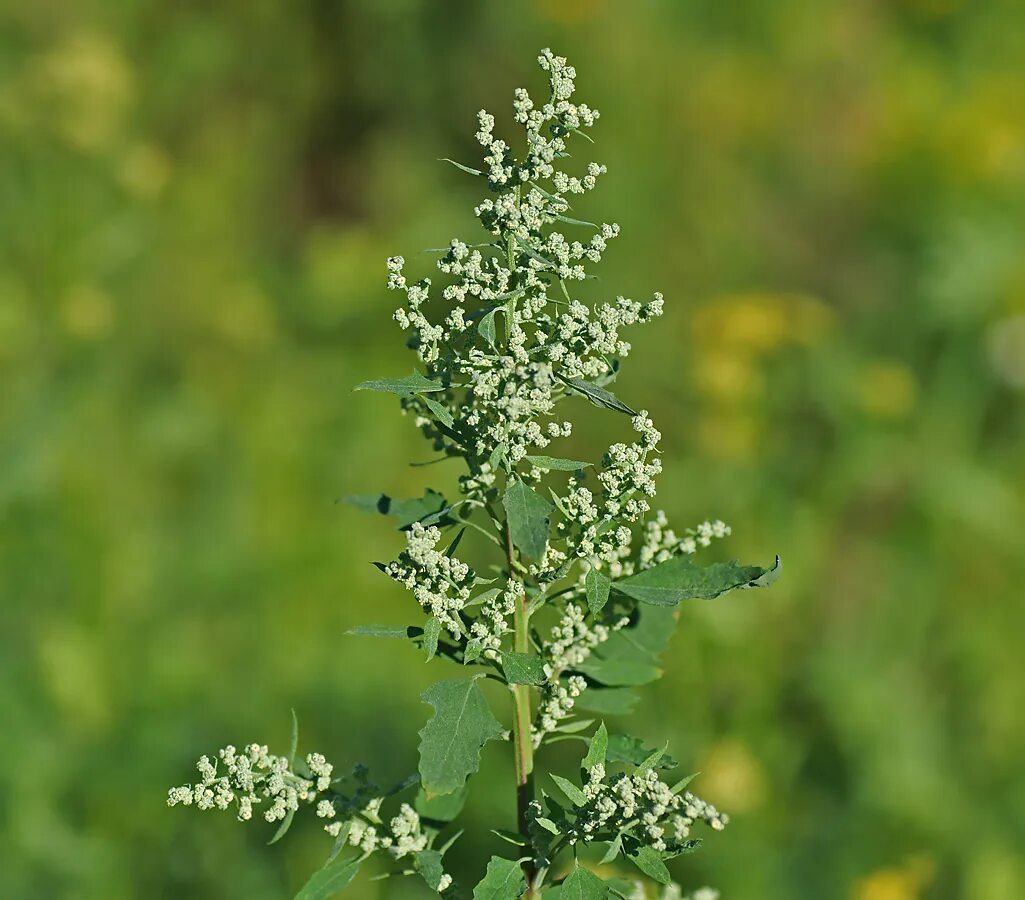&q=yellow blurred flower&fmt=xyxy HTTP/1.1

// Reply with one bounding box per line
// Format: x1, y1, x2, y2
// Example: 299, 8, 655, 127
853, 857, 934, 900
695, 739, 767, 814
120, 142, 172, 199
855, 360, 917, 419
33, 31, 134, 152
60, 283, 115, 340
